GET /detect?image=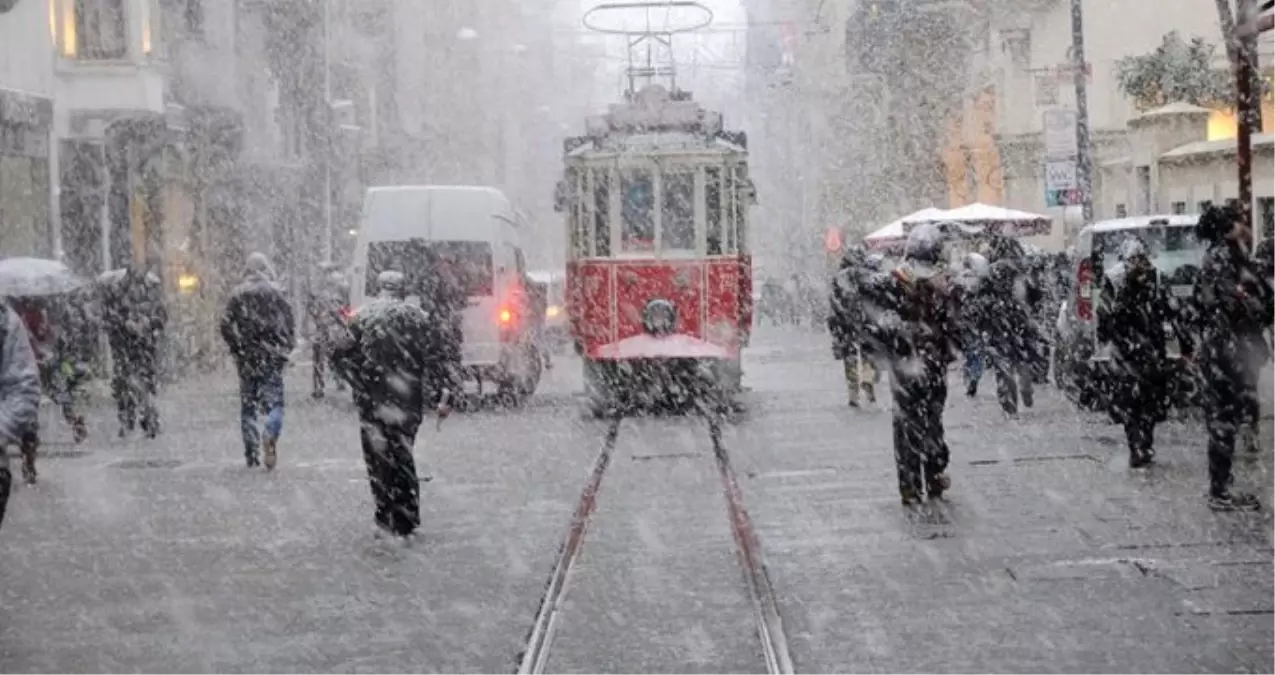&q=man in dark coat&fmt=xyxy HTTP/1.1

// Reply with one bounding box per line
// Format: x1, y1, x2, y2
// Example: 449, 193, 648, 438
980, 257, 1037, 416
334, 271, 454, 539
829, 245, 880, 407
863, 223, 963, 505
101, 264, 168, 438
220, 253, 295, 470
1097, 238, 1194, 468
1194, 206, 1273, 511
